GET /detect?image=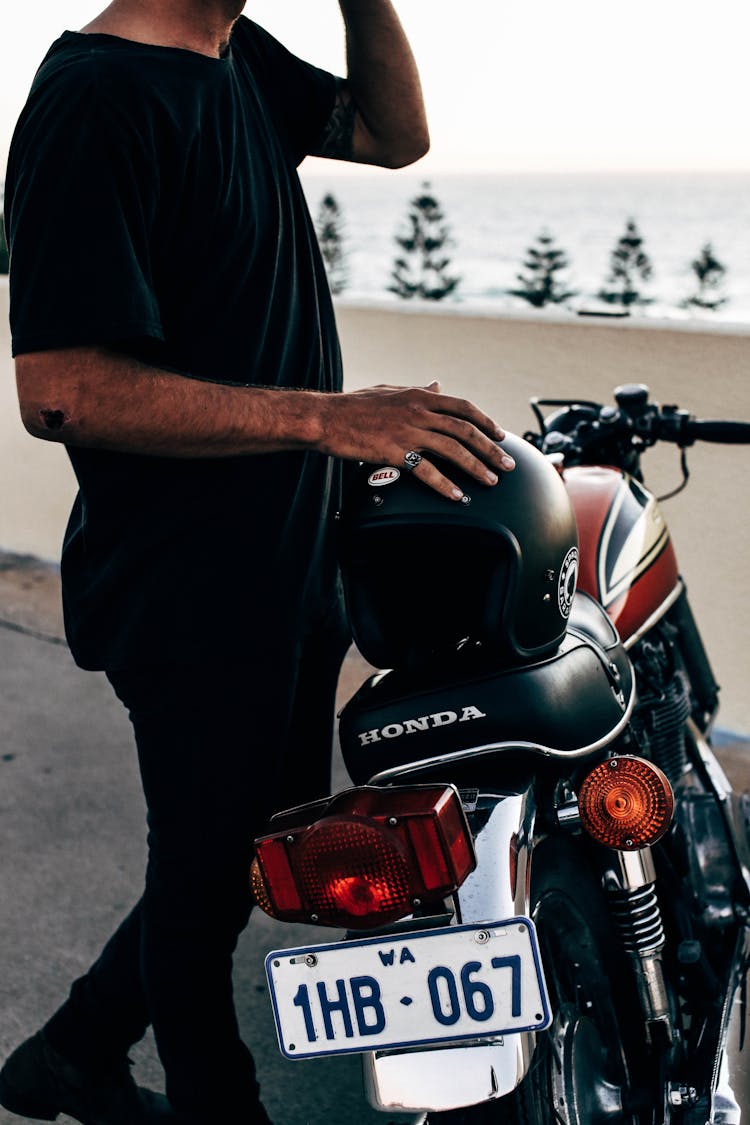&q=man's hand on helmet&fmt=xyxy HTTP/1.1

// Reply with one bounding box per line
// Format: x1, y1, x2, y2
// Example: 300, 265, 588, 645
317, 380, 516, 501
